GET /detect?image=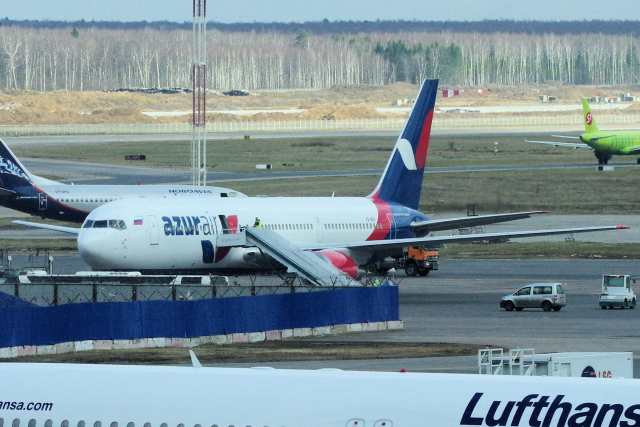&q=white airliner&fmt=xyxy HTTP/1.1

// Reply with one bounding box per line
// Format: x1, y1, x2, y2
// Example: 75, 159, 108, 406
2, 361, 640, 427
17, 79, 628, 277
0, 137, 245, 222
